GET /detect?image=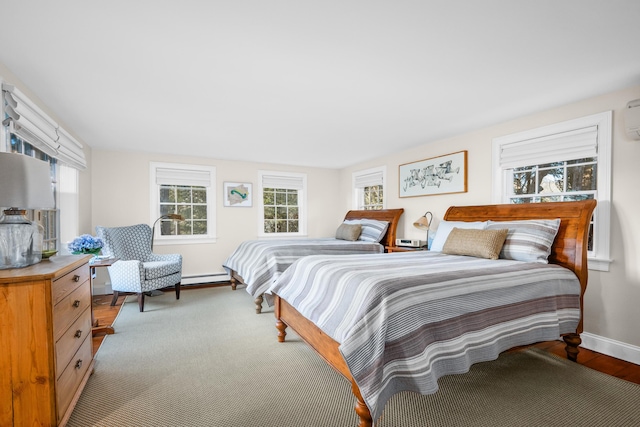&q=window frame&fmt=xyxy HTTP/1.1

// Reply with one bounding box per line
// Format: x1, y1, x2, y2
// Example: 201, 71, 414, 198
491, 111, 612, 271
149, 162, 217, 245
352, 165, 386, 210
257, 170, 307, 238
